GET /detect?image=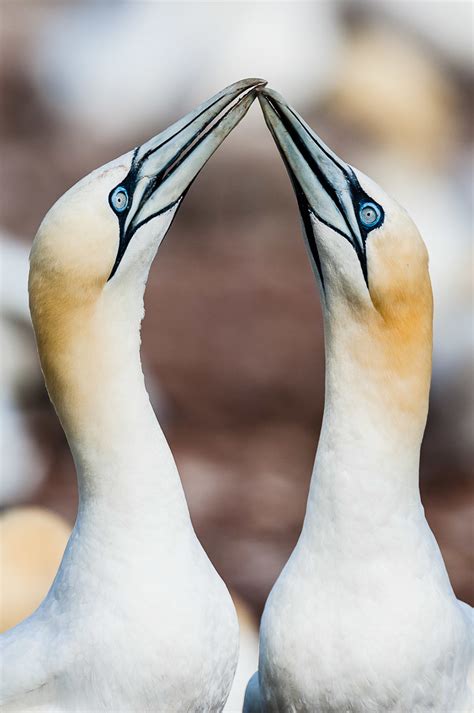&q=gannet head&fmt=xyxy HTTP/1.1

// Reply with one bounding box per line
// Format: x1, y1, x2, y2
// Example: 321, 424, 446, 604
258, 89, 431, 319
30, 78, 265, 311
259, 89, 433, 427
29, 78, 266, 420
